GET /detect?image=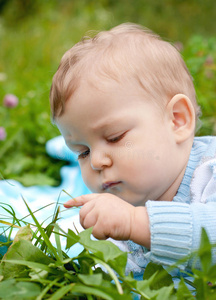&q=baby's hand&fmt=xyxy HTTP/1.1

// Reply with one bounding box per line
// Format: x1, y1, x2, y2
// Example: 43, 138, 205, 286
64, 193, 135, 241
64, 193, 150, 248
